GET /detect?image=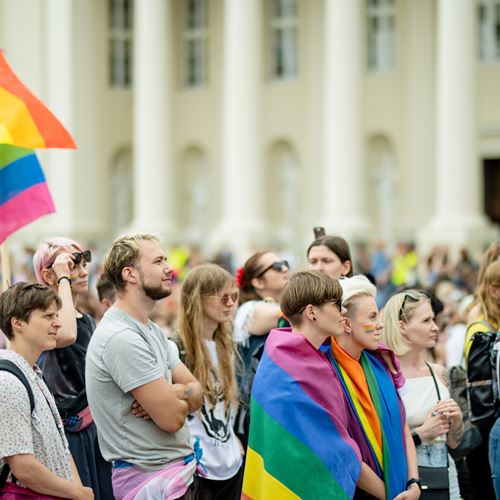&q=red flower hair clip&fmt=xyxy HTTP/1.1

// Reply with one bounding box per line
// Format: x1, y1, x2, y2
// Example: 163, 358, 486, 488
235, 267, 245, 289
